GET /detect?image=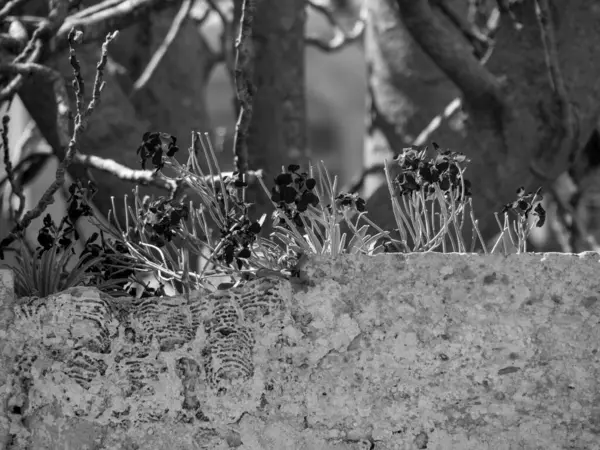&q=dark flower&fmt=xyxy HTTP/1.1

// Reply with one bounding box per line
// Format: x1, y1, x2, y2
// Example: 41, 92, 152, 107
501, 186, 545, 224
275, 173, 294, 186
249, 222, 261, 234
281, 186, 297, 204
302, 191, 319, 207
238, 247, 251, 258
37, 227, 55, 250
